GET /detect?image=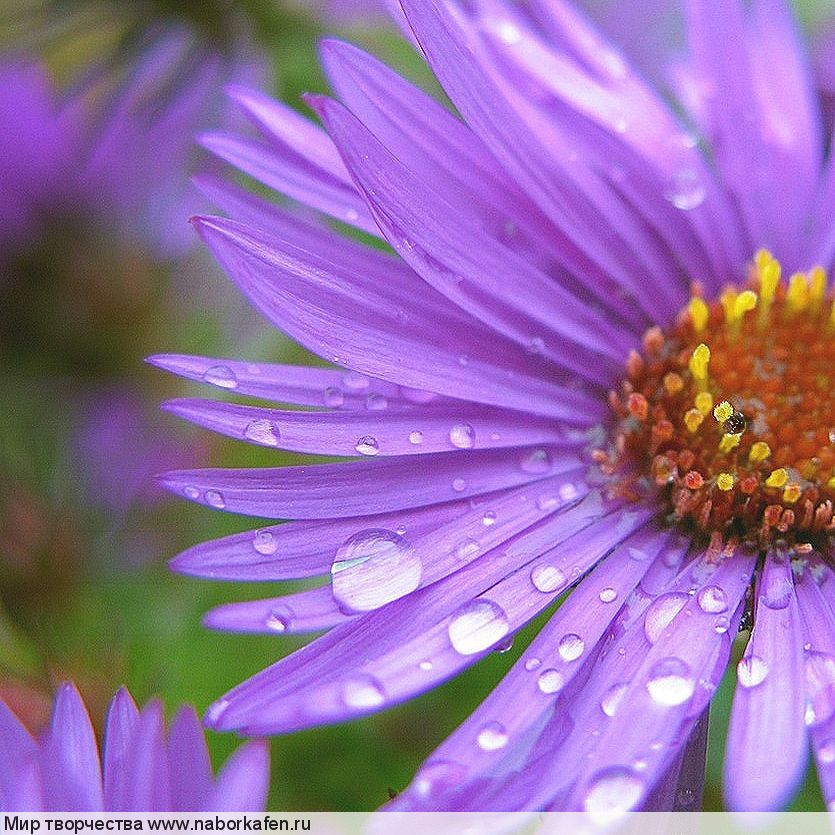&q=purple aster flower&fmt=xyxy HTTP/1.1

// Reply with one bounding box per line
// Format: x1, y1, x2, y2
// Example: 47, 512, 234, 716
0, 682, 269, 812
154, 0, 835, 814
